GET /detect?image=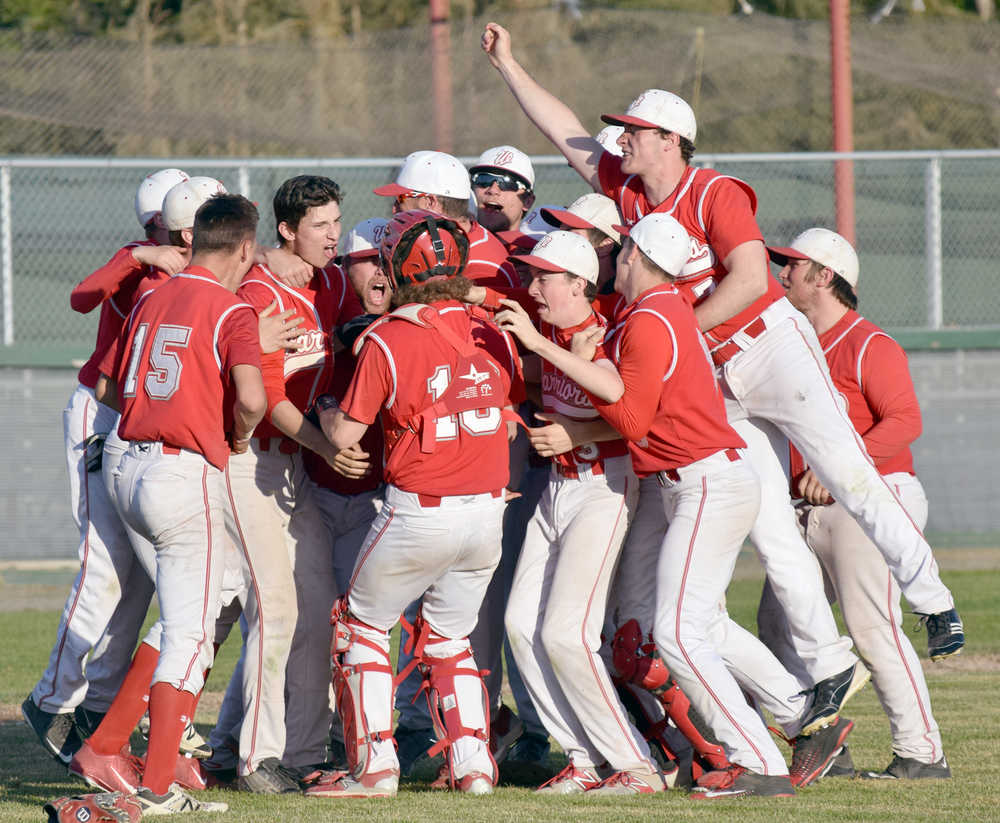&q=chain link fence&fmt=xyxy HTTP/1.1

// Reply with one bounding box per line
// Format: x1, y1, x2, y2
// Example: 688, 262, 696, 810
1, 8, 998, 157
1, 151, 998, 367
